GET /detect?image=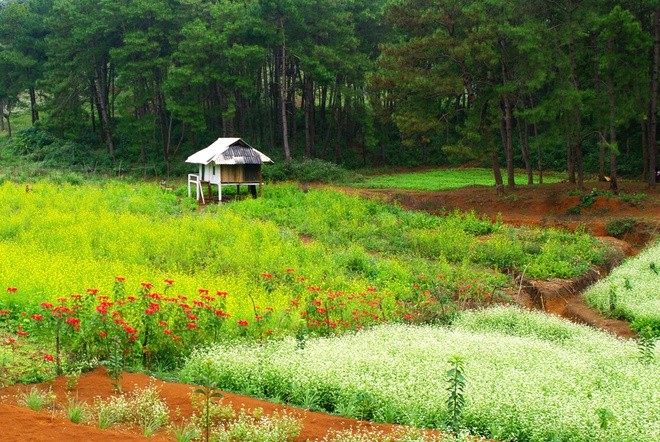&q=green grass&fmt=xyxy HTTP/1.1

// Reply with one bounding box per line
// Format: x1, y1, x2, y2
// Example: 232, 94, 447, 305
350, 168, 561, 191
181, 307, 660, 442
229, 184, 609, 279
